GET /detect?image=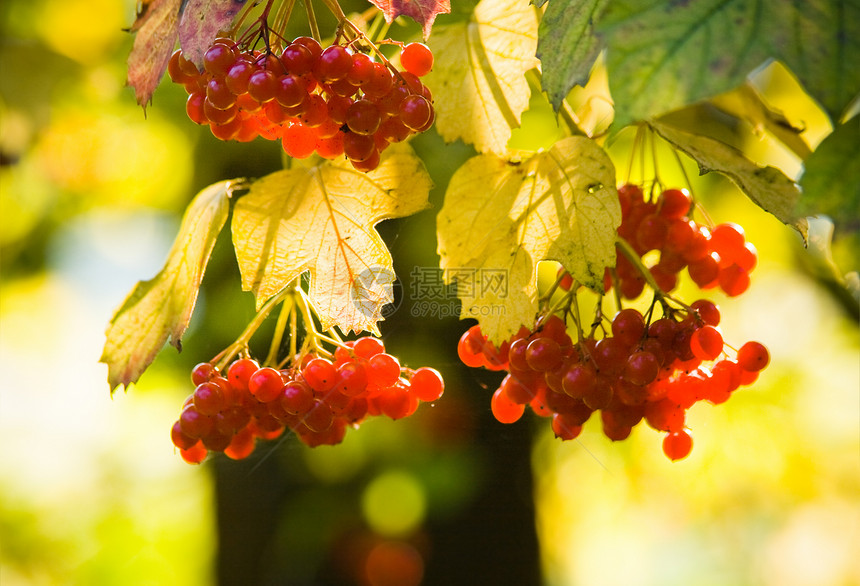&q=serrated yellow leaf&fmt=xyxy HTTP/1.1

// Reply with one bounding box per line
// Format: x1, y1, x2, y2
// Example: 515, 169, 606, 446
232, 144, 432, 335
425, 0, 539, 155
100, 180, 234, 392
437, 137, 619, 343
